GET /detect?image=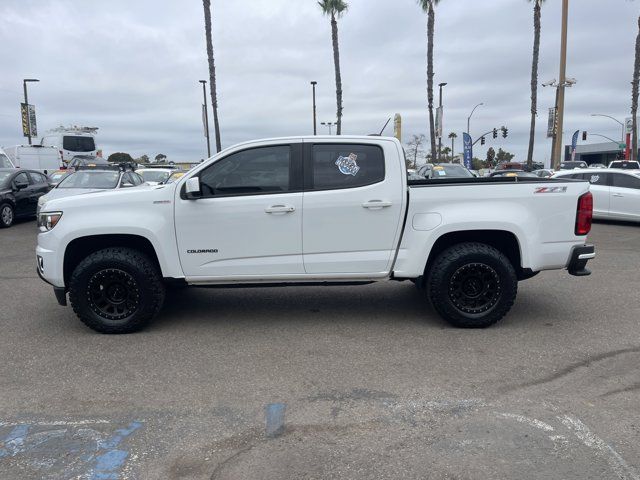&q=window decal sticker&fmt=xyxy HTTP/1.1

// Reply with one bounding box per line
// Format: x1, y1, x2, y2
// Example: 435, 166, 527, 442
590, 175, 599, 184
335, 153, 360, 176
